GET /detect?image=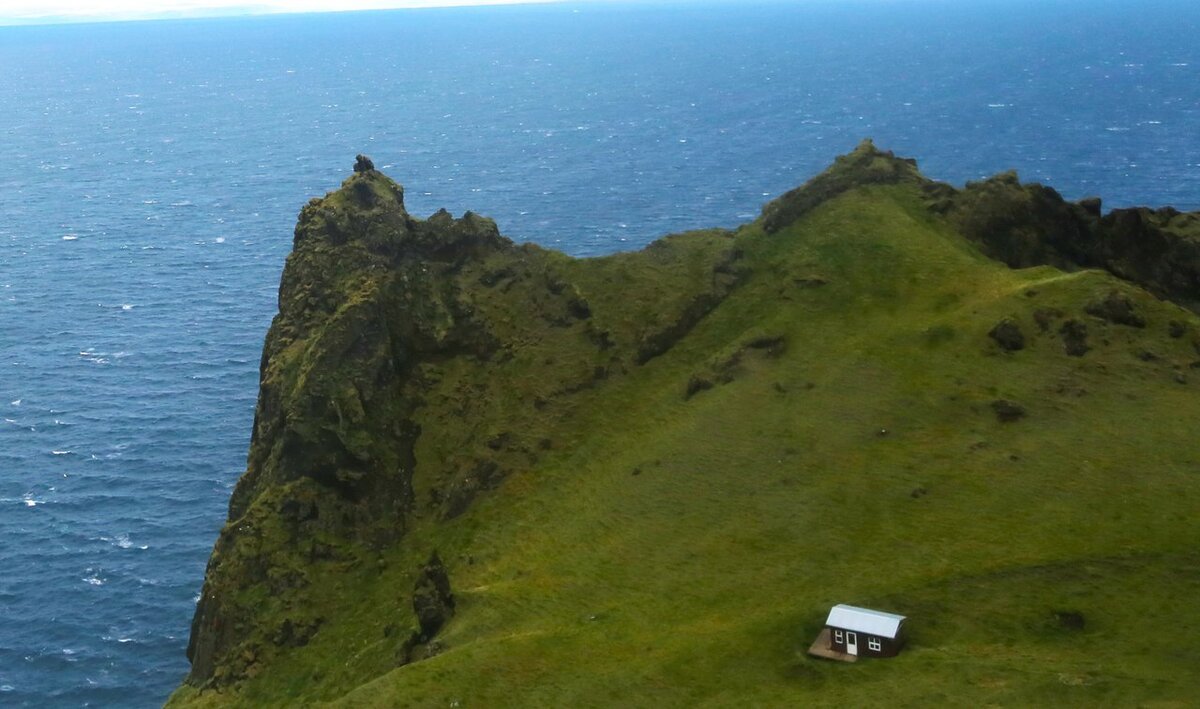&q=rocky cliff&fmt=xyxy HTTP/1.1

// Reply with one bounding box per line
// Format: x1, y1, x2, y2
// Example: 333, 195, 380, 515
184, 155, 744, 687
